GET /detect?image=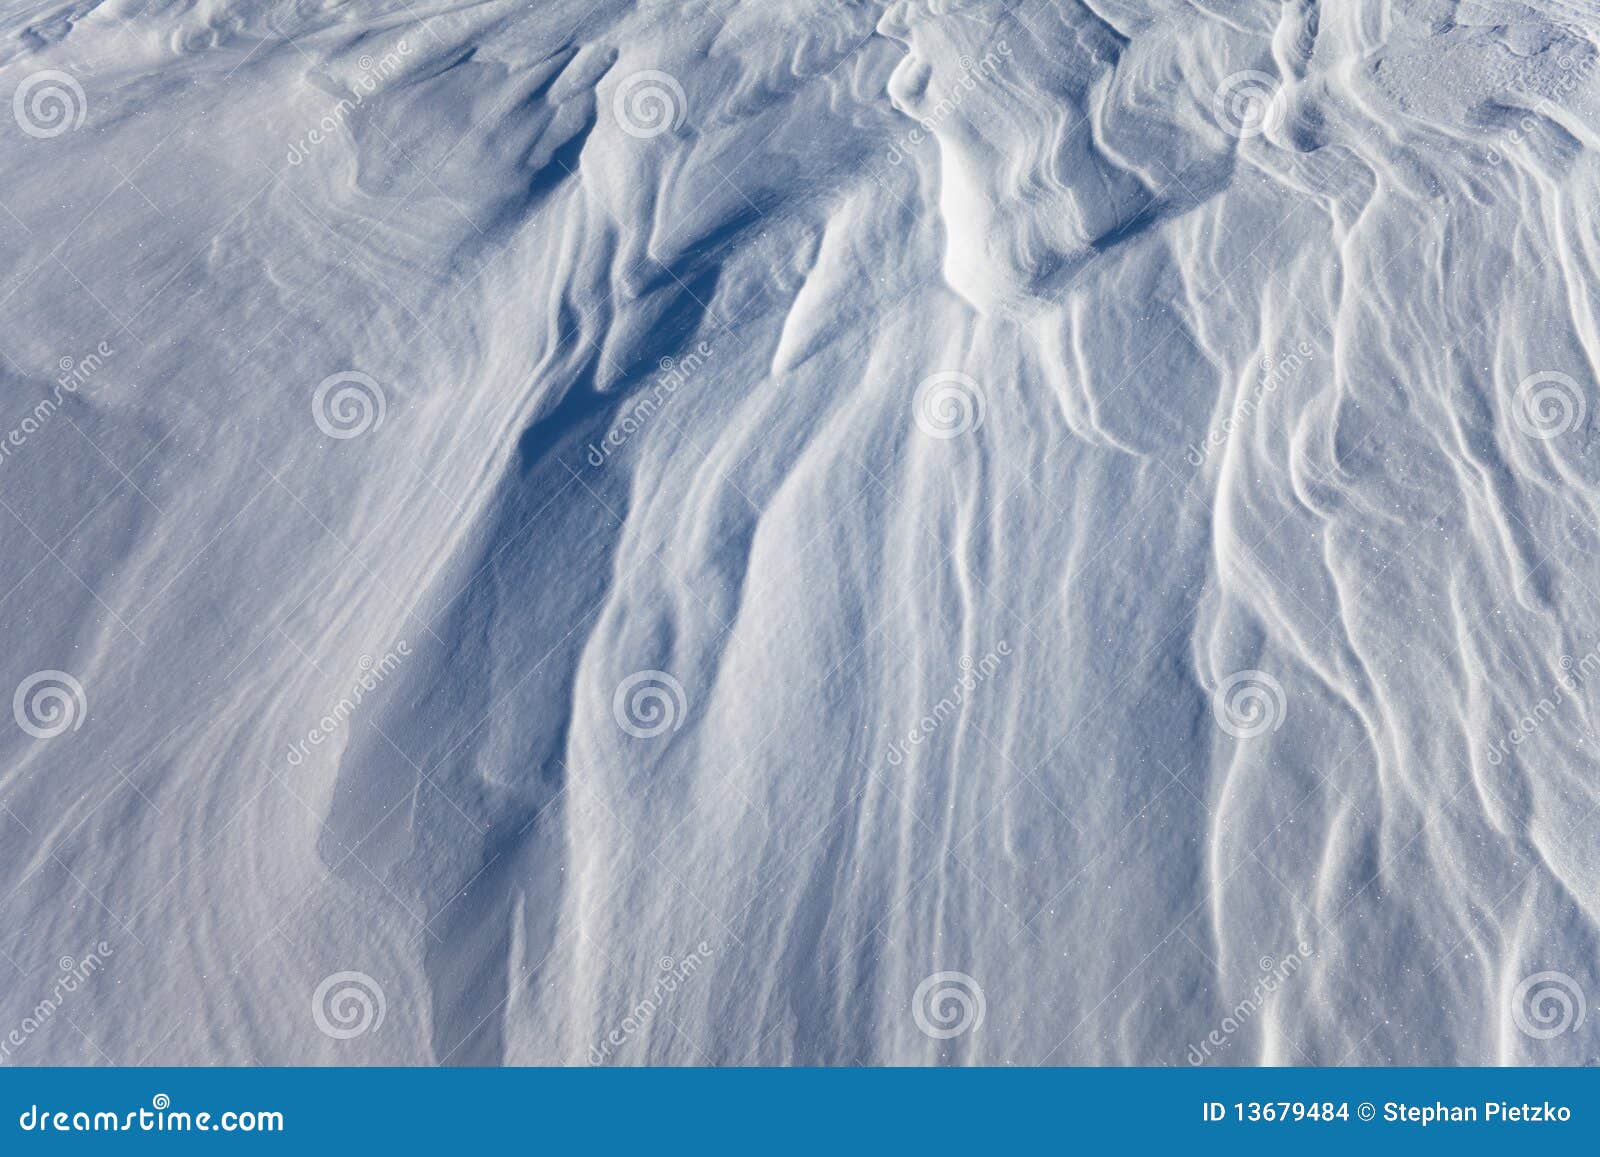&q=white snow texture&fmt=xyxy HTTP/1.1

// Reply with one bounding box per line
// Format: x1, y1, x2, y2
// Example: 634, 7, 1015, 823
2, 0, 1599, 1065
